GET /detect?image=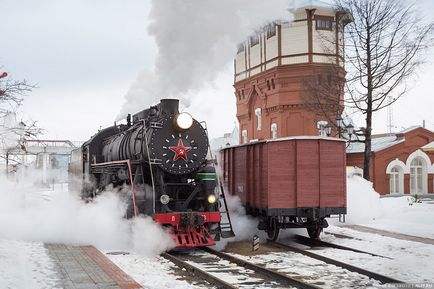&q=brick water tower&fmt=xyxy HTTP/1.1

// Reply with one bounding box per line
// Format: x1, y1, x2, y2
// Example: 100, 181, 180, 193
234, 0, 352, 143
